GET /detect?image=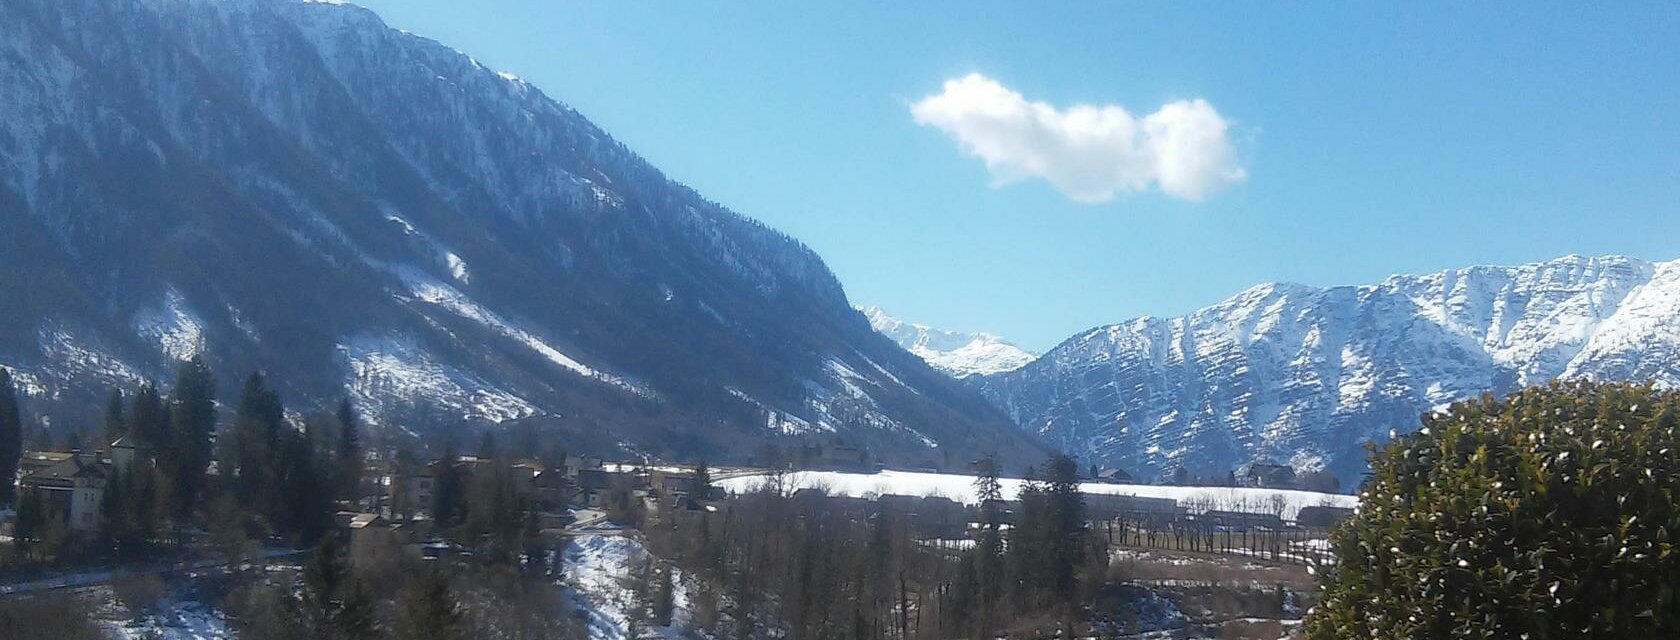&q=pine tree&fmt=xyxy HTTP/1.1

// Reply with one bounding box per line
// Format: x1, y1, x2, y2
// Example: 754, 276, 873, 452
1042, 454, 1088, 634
168, 356, 216, 517
100, 466, 131, 555
275, 428, 333, 546
693, 460, 711, 495
14, 488, 42, 555
230, 373, 284, 511
394, 570, 460, 640
432, 446, 463, 530
104, 390, 126, 442
302, 535, 345, 615
0, 367, 22, 506
336, 577, 378, 640
335, 399, 360, 503
129, 383, 169, 458
972, 455, 1005, 638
